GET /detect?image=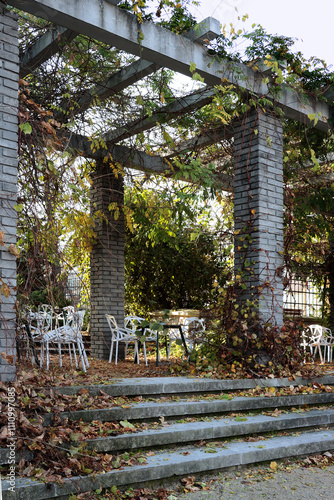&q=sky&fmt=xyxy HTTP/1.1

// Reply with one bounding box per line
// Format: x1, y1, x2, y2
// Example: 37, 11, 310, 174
190, 0, 334, 67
